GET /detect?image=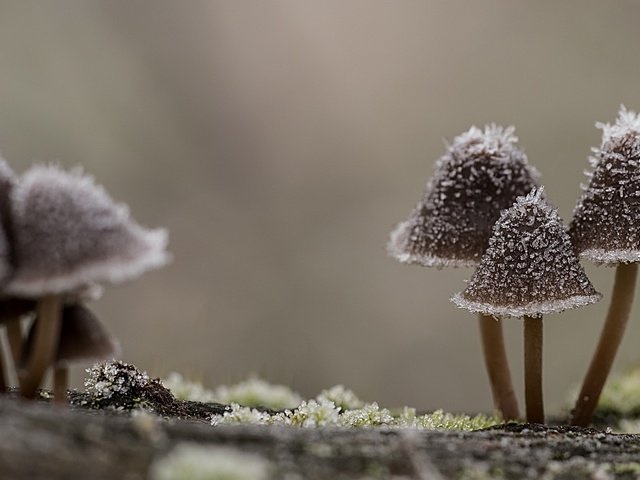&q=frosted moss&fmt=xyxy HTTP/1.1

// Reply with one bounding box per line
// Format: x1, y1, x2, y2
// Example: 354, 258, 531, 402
452, 188, 601, 318
315, 385, 364, 410
149, 444, 270, 480
211, 402, 500, 431
594, 366, 640, 417
162, 373, 218, 403
84, 360, 150, 401
212, 377, 302, 410
389, 124, 539, 267
571, 105, 640, 264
